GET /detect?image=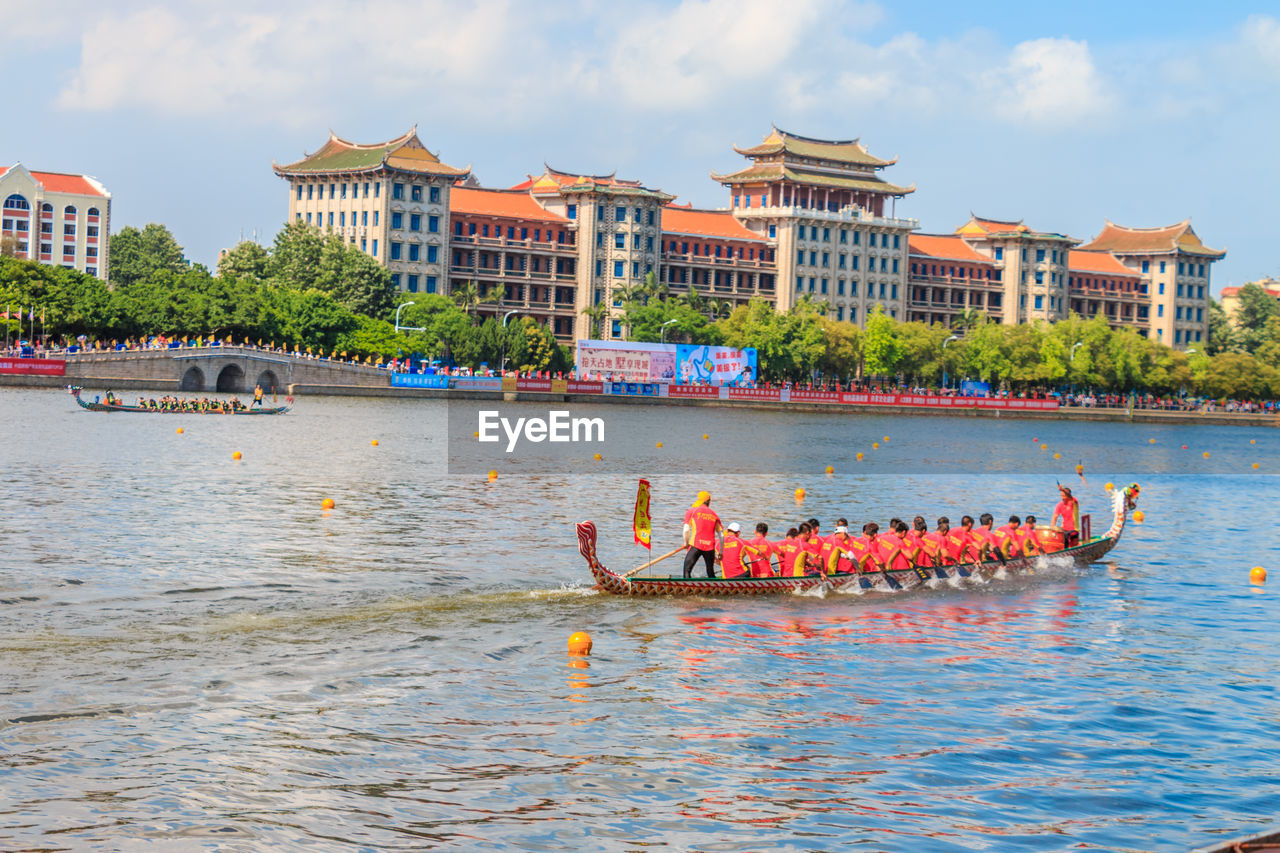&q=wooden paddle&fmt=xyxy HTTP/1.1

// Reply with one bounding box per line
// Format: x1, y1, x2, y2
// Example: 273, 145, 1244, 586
623, 545, 688, 579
